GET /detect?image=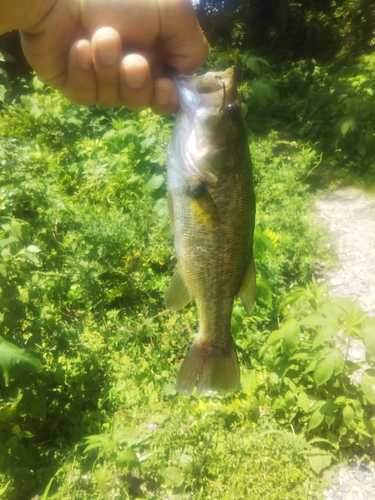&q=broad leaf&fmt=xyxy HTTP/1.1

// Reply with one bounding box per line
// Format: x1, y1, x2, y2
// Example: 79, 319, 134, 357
146, 175, 164, 191
361, 370, 375, 405
340, 116, 357, 137
297, 391, 310, 413
308, 408, 324, 431
256, 278, 273, 309
308, 448, 332, 475
312, 325, 337, 349
282, 319, 300, 354
0, 237, 17, 248
342, 405, 354, 426
0, 337, 43, 386
314, 352, 335, 387
115, 447, 139, 469
162, 466, 184, 487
